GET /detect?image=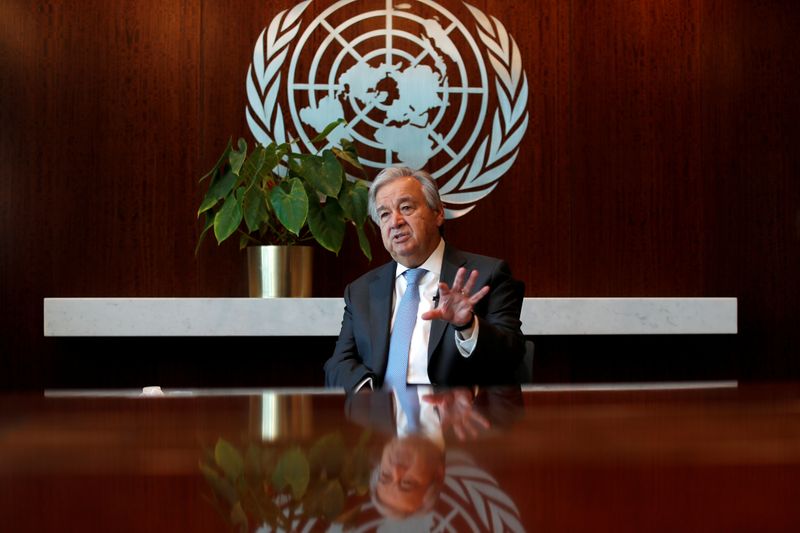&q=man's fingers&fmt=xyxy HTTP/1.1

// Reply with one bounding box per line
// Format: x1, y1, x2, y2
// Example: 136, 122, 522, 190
469, 285, 490, 304
469, 410, 491, 429
437, 281, 453, 299
452, 267, 467, 292
453, 414, 483, 440
453, 389, 474, 406
462, 269, 480, 295
421, 308, 444, 321
463, 420, 480, 439
425, 275, 488, 325
421, 393, 448, 405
